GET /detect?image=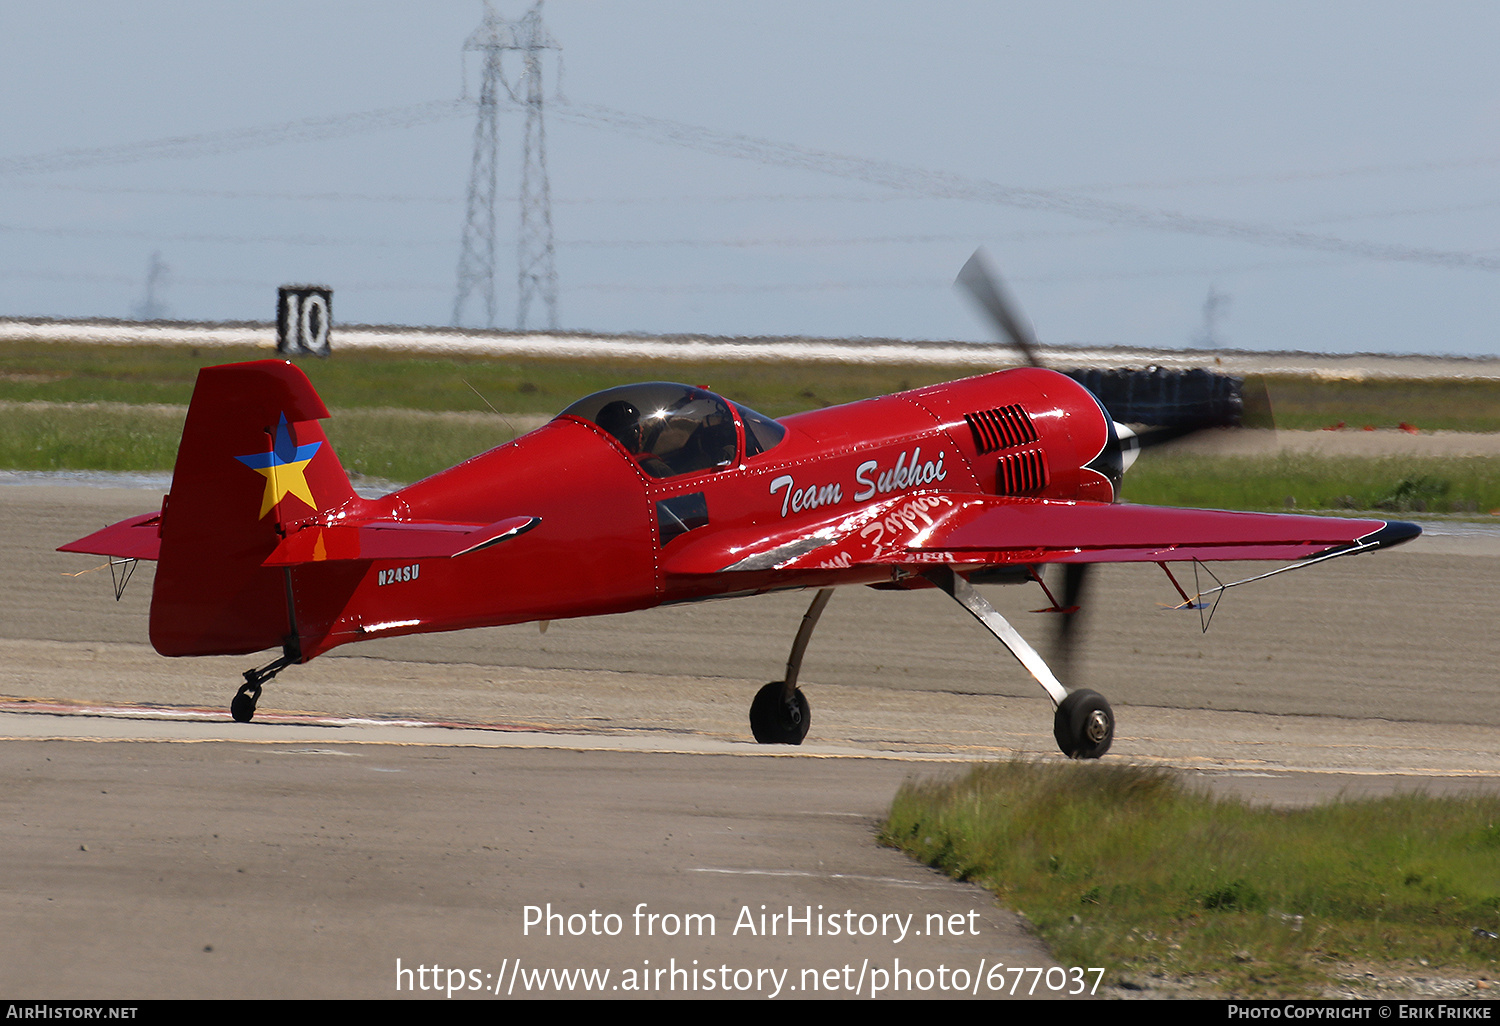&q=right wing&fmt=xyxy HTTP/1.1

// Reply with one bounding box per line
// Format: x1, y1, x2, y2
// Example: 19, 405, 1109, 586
660, 493, 1418, 576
